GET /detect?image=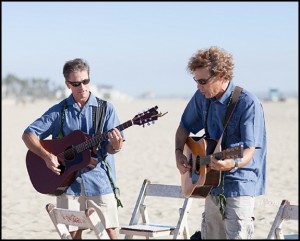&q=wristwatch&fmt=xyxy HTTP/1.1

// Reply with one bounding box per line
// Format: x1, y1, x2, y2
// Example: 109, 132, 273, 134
230, 158, 242, 173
